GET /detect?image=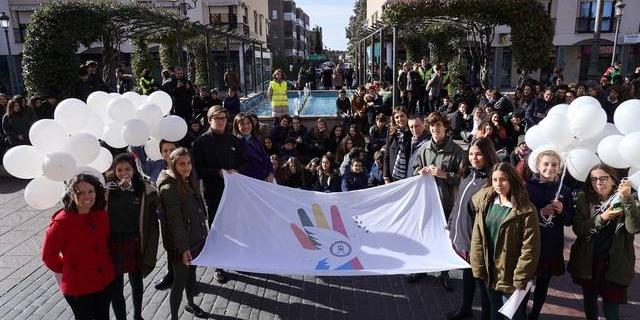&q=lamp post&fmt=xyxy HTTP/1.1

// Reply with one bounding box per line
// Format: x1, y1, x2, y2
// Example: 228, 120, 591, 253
0, 11, 17, 95
586, 0, 604, 84
170, 0, 197, 68
611, 1, 625, 66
